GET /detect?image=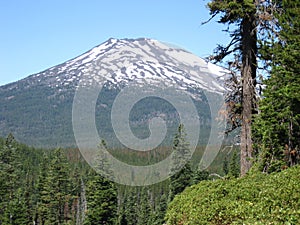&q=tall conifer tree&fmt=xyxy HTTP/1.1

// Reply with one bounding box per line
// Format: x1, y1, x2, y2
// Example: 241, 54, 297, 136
0, 134, 24, 224
168, 124, 192, 202
253, 0, 300, 172
207, 0, 258, 175
84, 141, 117, 225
